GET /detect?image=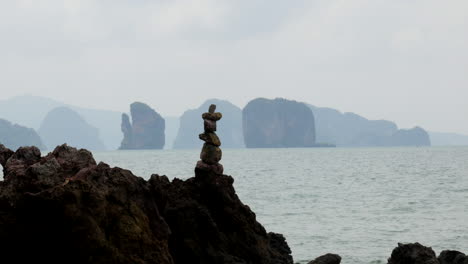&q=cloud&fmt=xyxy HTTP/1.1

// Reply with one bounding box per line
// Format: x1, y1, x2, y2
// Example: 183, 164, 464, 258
0, 0, 467, 133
